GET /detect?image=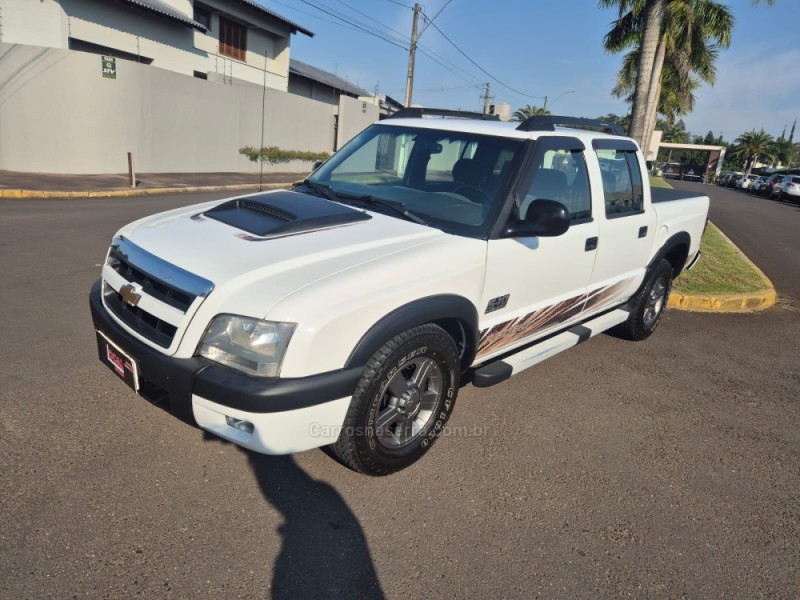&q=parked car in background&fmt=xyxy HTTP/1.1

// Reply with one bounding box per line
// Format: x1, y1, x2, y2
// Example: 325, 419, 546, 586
718, 172, 741, 187
728, 175, 744, 188
762, 173, 786, 197
777, 175, 800, 202
749, 176, 770, 195
738, 174, 759, 190
769, 175, 787, 199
